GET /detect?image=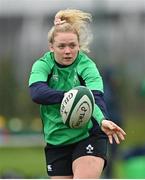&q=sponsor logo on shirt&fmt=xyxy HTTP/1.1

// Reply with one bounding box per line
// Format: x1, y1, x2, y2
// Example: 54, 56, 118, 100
52, 75, 58, 81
